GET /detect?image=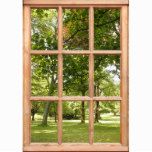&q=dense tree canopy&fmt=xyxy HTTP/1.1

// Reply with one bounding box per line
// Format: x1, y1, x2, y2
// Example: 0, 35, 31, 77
31, 8, 120, 125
